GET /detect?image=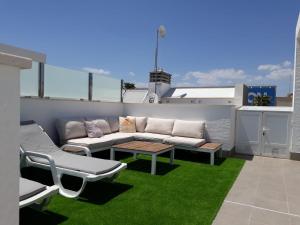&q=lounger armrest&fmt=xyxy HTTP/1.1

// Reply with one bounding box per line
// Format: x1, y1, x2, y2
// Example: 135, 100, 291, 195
23, 151, 59, 185
61, 144, 92, 157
